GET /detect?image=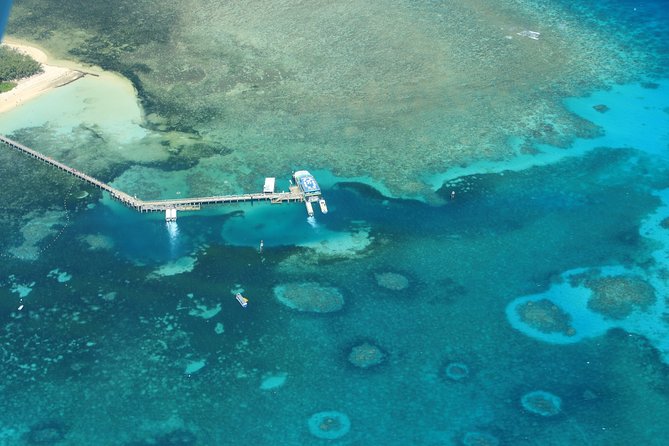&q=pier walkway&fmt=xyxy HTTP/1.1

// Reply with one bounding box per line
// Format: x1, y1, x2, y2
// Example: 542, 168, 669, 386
1, 134, 306, 216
